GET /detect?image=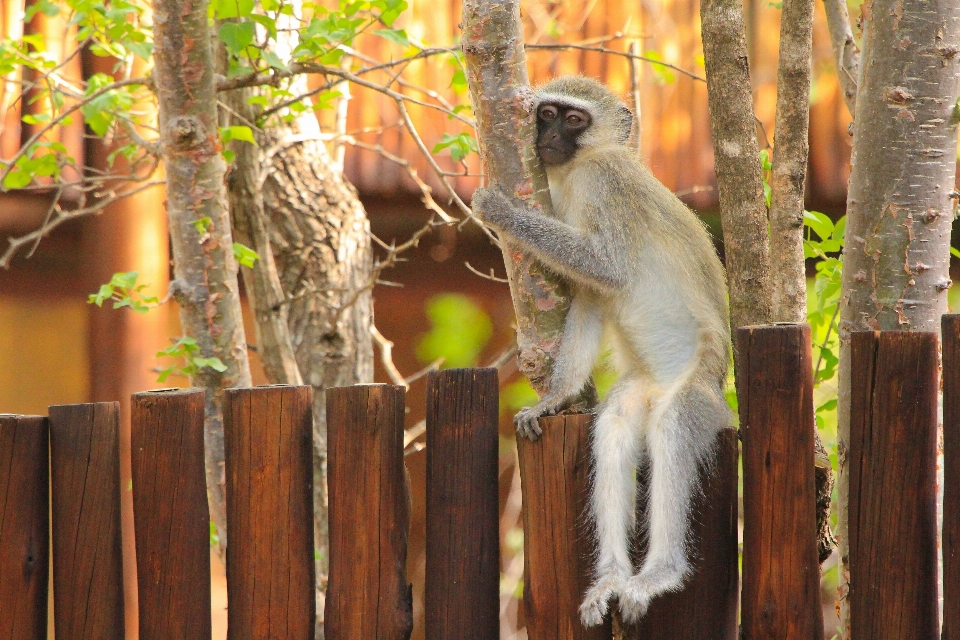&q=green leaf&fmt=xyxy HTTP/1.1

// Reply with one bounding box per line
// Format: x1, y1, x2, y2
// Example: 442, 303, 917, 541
373, 28, 409, 47
194, 356, 229, 373
233, 242, 260, 268
803, 210, 834, 241
3, 168, 32, 189
260, 50, 290, 71
213, 0, 254, 19
432, 132, 478, 162
219, 21, 256, 56
952, 246, 960, 259
192, 217, 213, 234
220, 125, 256, 145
